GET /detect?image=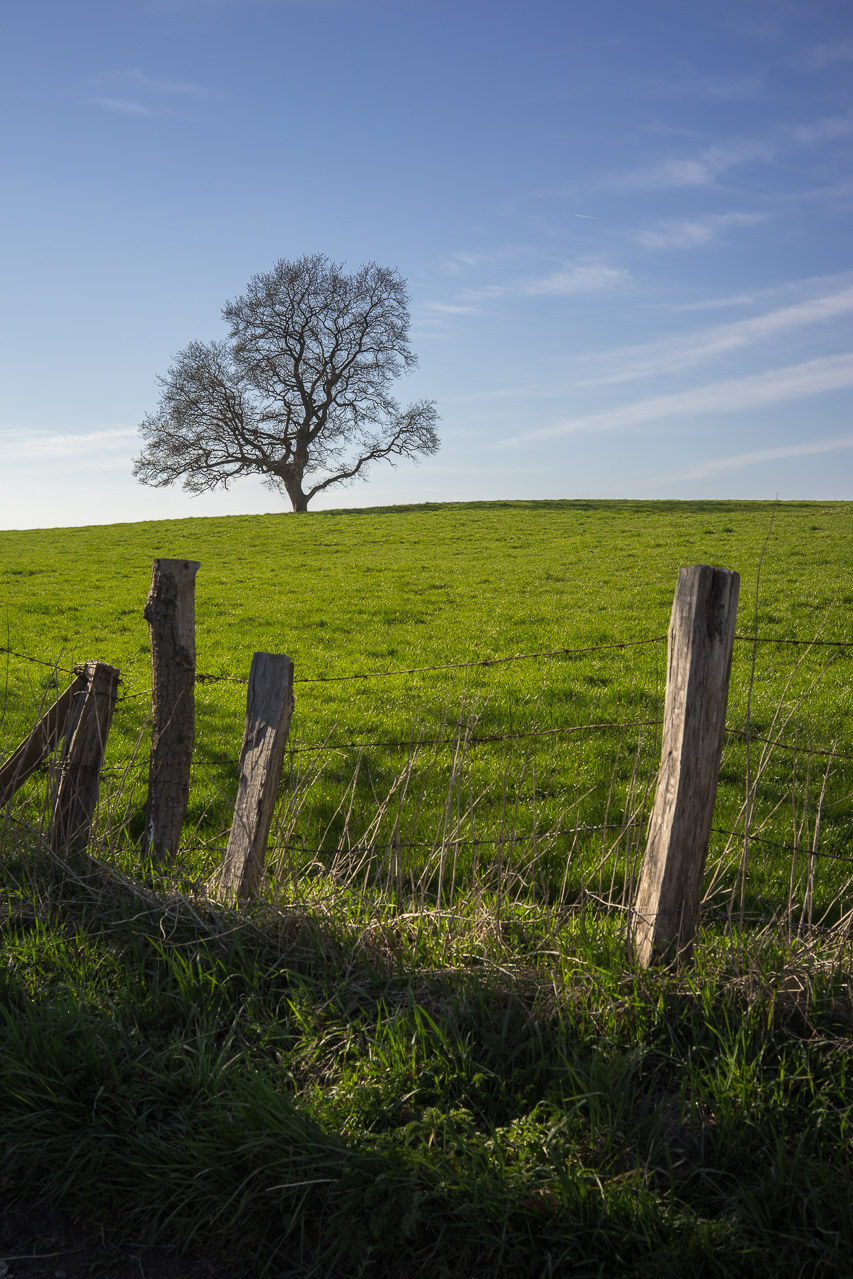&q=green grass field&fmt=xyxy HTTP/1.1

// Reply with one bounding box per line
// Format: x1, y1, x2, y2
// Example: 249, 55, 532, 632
2, 500, 853, 1276
1, 499, 851, 915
